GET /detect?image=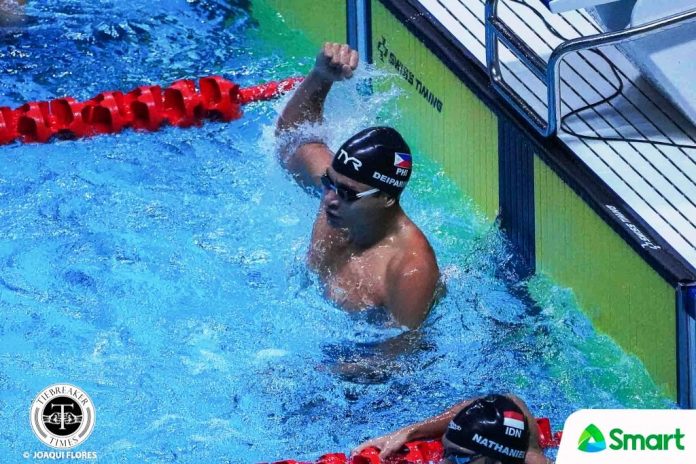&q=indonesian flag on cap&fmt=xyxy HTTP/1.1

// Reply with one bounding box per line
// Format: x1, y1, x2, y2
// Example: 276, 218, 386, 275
503, 411, 525, 430
394, 152, 412, 169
